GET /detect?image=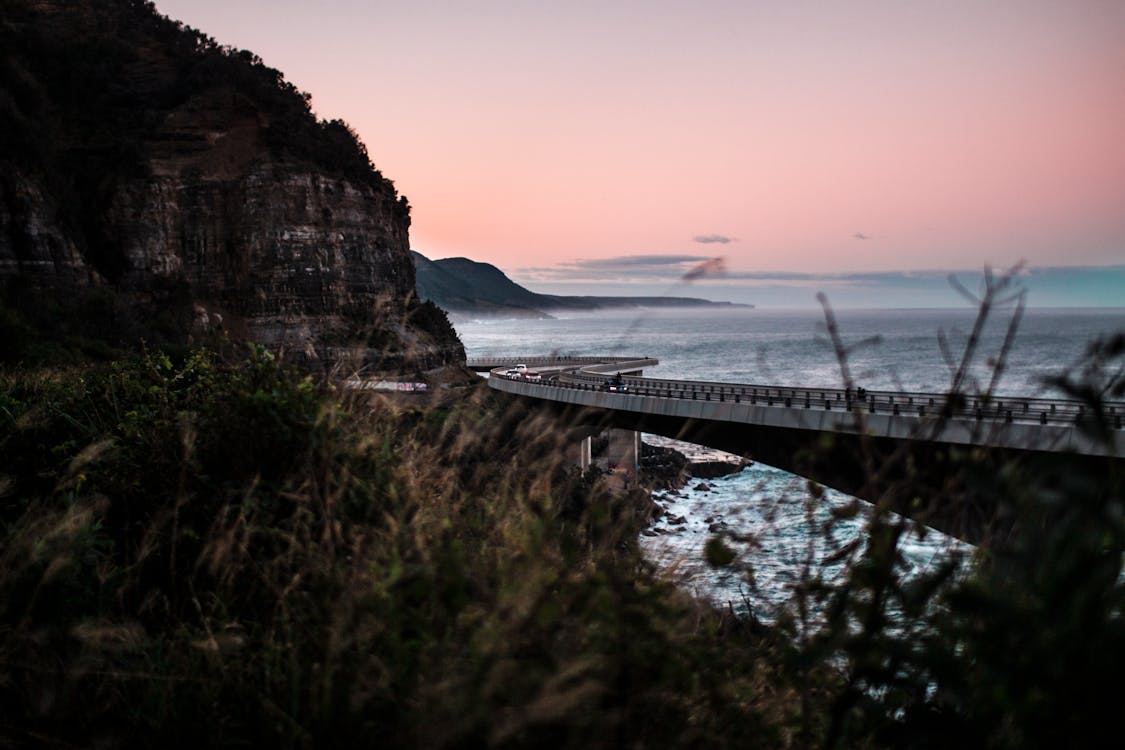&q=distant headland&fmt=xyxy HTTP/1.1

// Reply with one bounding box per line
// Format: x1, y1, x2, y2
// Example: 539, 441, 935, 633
413, 252, 751, 318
